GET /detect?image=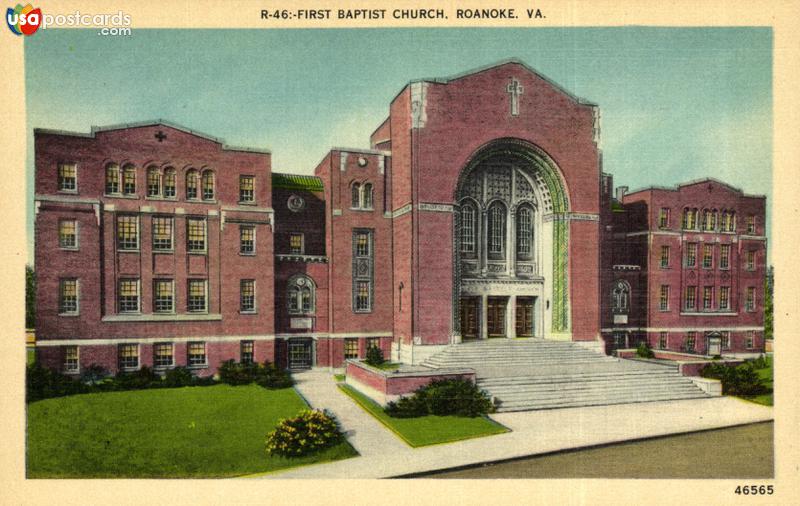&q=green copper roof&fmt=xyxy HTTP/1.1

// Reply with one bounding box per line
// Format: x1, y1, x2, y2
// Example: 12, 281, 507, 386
272, 173, 324, 192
